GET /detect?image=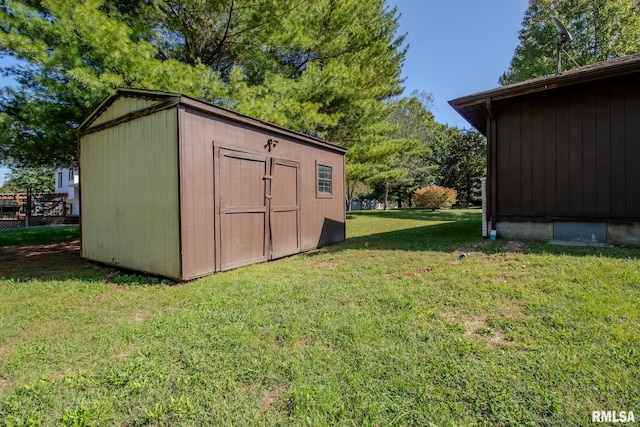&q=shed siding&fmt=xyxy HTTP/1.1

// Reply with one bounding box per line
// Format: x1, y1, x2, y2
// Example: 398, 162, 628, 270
81, 108, 181, 278
80, 89, 345, 280
90, 97, 160, 127
178, 108, 216, 279
181, 107, 345, 259
496, 78, 640, 221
